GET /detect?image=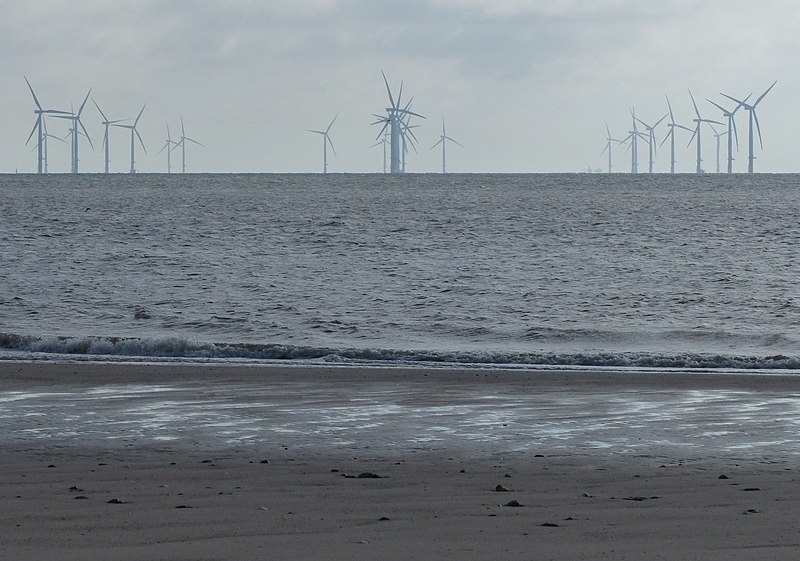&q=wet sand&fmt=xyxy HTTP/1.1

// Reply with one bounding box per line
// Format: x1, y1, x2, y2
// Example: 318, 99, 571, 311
2, 362, 800, 560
